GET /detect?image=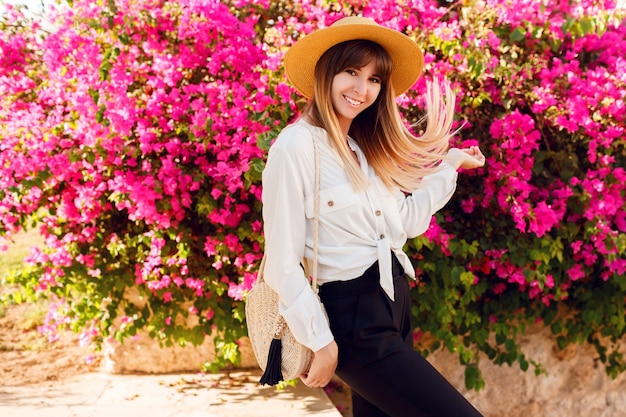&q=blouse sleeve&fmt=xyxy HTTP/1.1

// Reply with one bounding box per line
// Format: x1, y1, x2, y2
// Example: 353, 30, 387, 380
397, 162, 458, 238
261, 127, 334, 352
